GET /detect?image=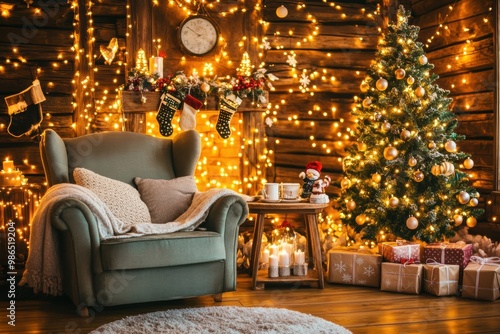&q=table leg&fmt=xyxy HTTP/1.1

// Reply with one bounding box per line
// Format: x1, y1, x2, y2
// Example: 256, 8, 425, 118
306, 213, 325, 288
250, 214, 266, 289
